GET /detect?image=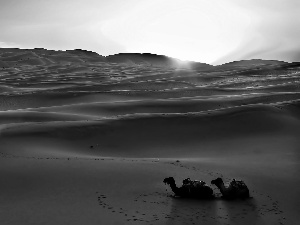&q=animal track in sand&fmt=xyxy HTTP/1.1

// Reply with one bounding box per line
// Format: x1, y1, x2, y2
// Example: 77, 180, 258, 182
96, 183, 287, 225
166, 160, 223, 179
1, 151, 288, 224
95, 159, 287, 224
